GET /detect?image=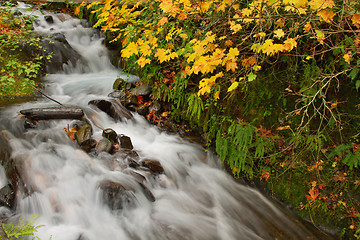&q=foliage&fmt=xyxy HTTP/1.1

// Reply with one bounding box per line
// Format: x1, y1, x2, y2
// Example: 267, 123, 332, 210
1, 216, 43, 240
75, 0, 360, 237
0, 3, 49, 98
